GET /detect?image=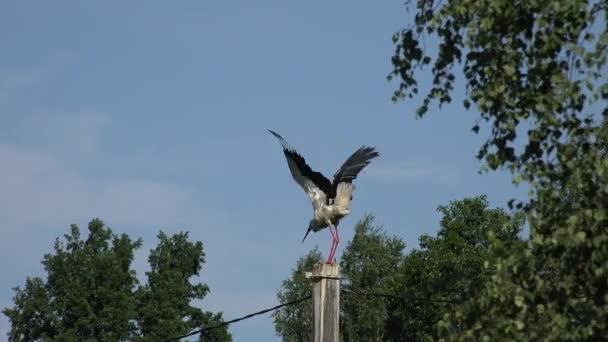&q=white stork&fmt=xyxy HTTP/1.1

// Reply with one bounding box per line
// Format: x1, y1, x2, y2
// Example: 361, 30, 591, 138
269, 130, 379, 264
